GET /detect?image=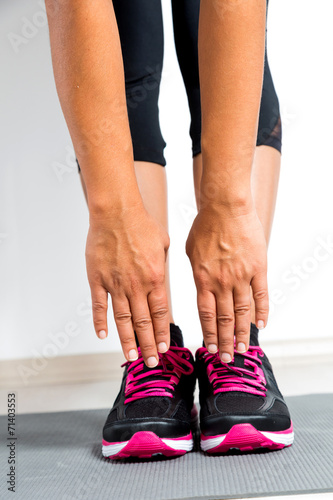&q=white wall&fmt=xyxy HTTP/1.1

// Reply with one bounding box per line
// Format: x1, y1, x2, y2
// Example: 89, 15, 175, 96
1, 0, 333, 361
